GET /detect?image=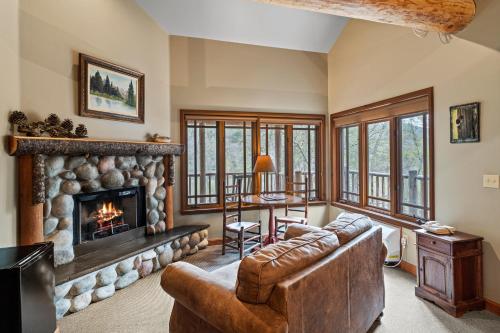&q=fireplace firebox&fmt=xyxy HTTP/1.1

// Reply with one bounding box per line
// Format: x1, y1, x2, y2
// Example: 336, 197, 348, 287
72, 187, 146, 256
